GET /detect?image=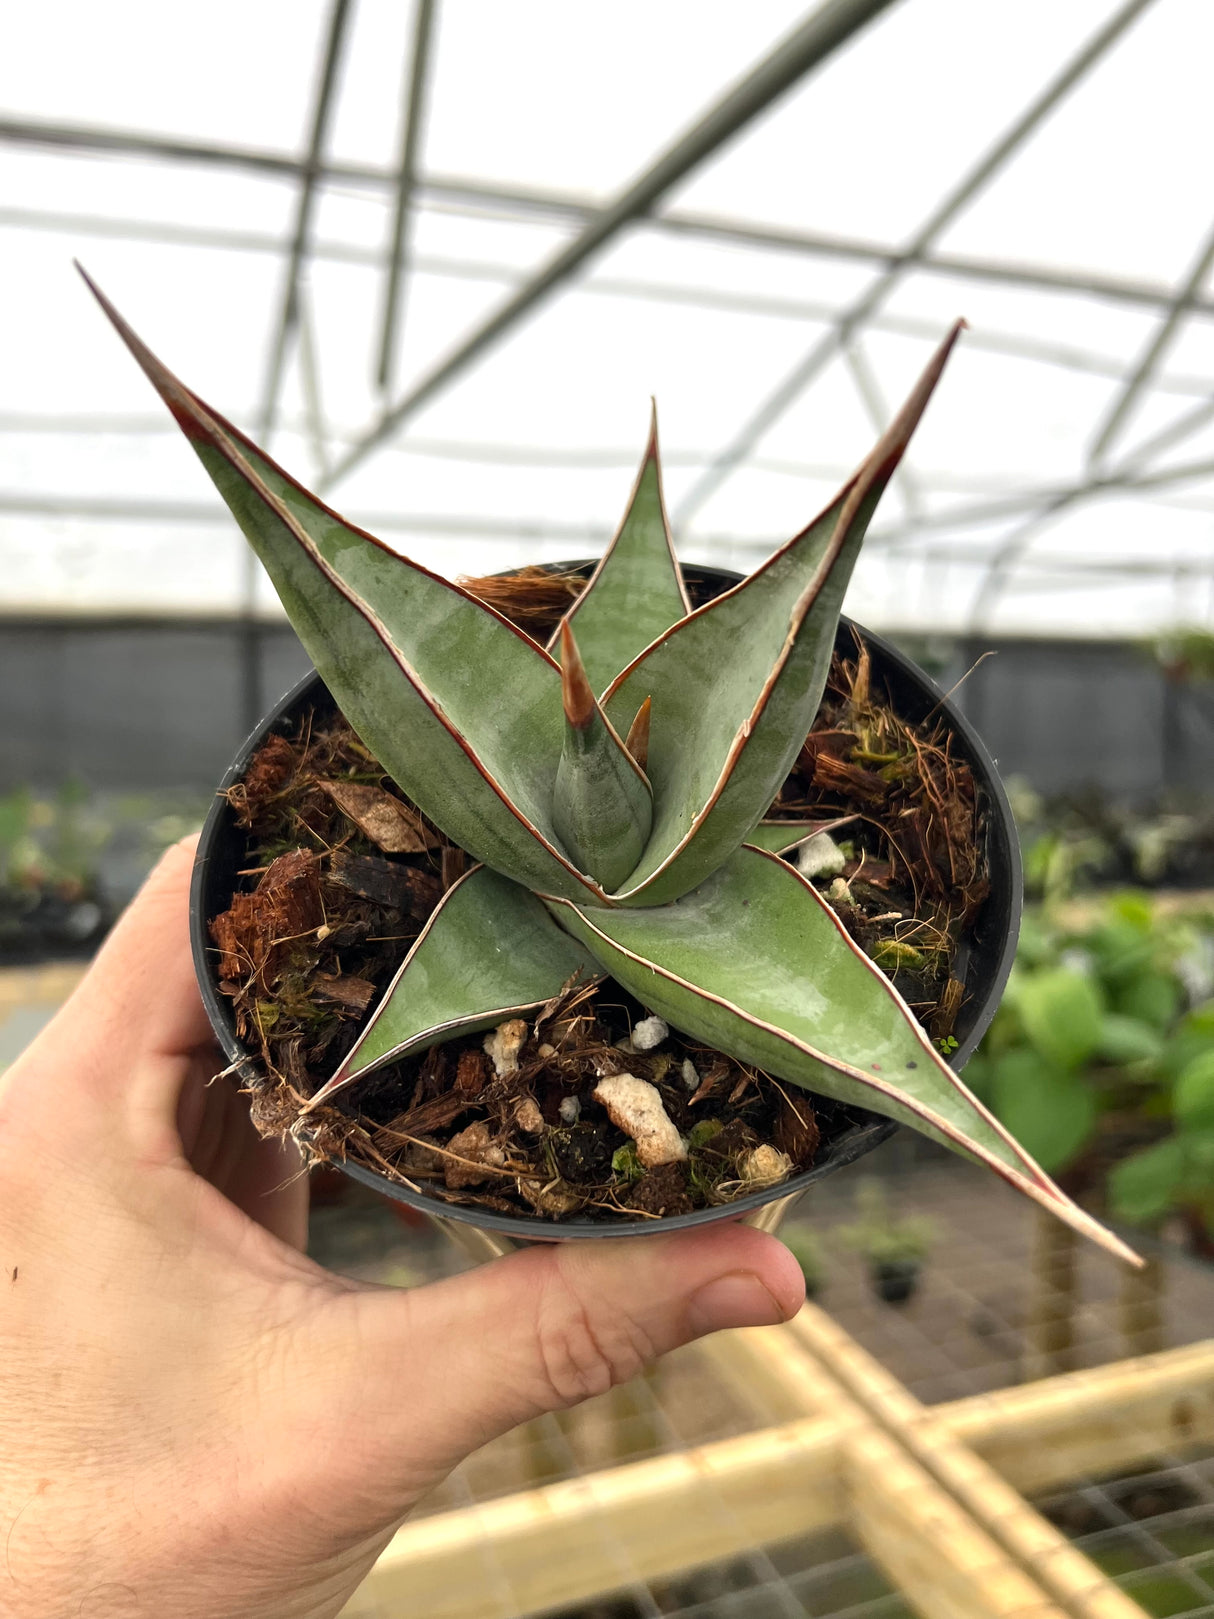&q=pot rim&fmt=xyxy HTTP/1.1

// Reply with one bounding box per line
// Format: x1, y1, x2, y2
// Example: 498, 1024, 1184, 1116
189, 585, 1022, 1243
